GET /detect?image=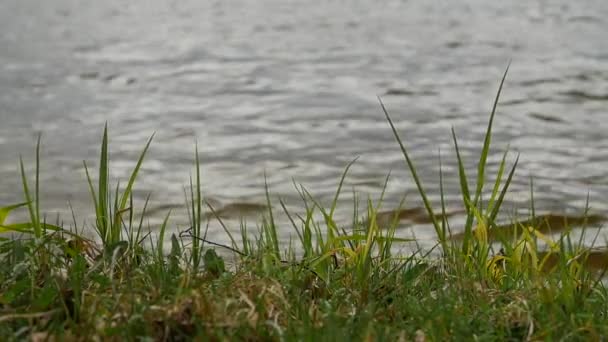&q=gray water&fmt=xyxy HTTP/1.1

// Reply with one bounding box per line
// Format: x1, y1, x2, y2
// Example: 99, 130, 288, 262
1, 0, 608, 246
